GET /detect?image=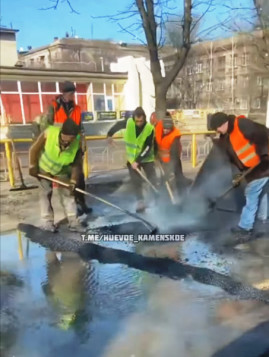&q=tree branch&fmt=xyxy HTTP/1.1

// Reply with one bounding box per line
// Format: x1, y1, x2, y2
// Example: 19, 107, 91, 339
40, 0, 79, 14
